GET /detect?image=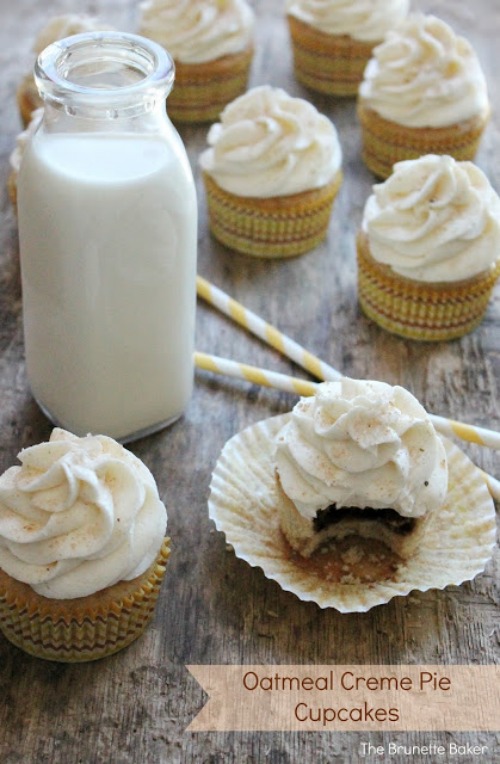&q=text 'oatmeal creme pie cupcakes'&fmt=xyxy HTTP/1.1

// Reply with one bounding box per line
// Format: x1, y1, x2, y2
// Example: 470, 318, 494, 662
17, 14, 114, 127
0, 428, 170, 662
357, 154, 500, 341
199, 85, 343, 258
357, 14, 490, 179
286, 0, 409, 97
139, 0, 254, 124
